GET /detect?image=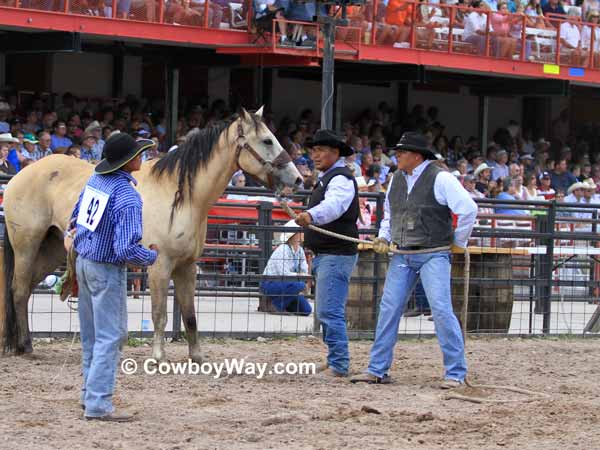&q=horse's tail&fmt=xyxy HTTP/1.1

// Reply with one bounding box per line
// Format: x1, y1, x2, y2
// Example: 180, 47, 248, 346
2, 225, 17, 353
